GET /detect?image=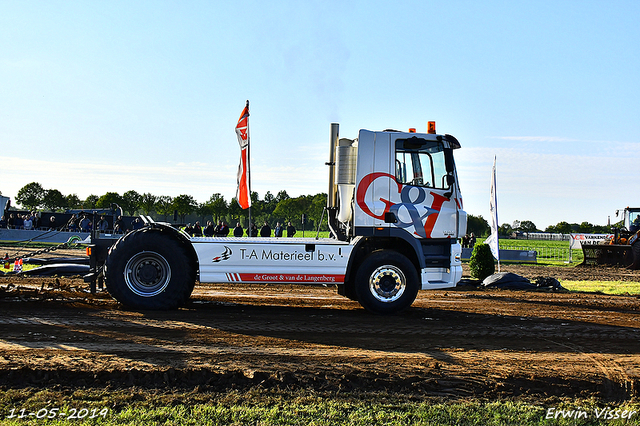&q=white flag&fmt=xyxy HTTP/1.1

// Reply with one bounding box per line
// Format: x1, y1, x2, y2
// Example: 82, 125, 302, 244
485, 156, 500, 263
